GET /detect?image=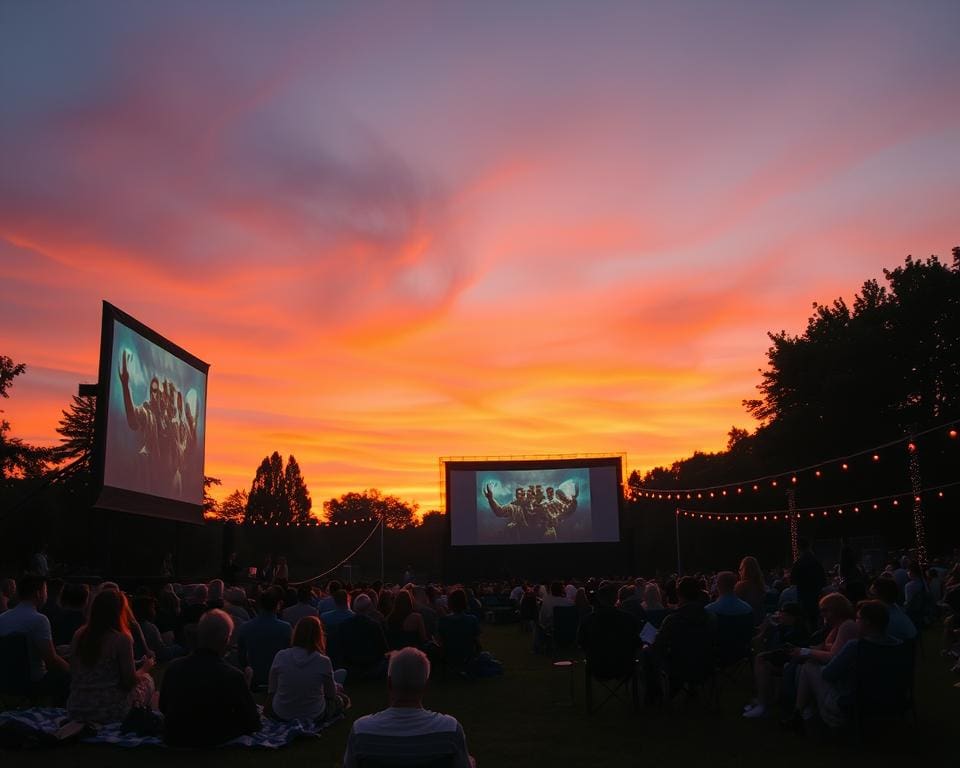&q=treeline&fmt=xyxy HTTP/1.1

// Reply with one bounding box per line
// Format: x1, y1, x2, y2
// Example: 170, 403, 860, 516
209, 453, 421, 529
628, 249, 960, 530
